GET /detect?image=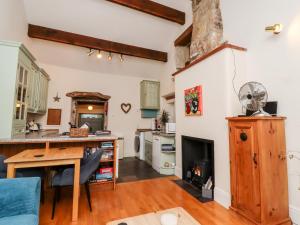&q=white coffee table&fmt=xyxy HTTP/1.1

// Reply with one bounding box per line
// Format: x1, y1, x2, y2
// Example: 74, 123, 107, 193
107, 207, 201, 225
